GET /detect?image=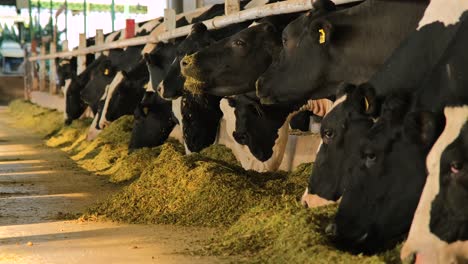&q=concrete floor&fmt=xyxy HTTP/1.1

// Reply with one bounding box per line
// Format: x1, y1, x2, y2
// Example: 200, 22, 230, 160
0, 107, 231, 264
